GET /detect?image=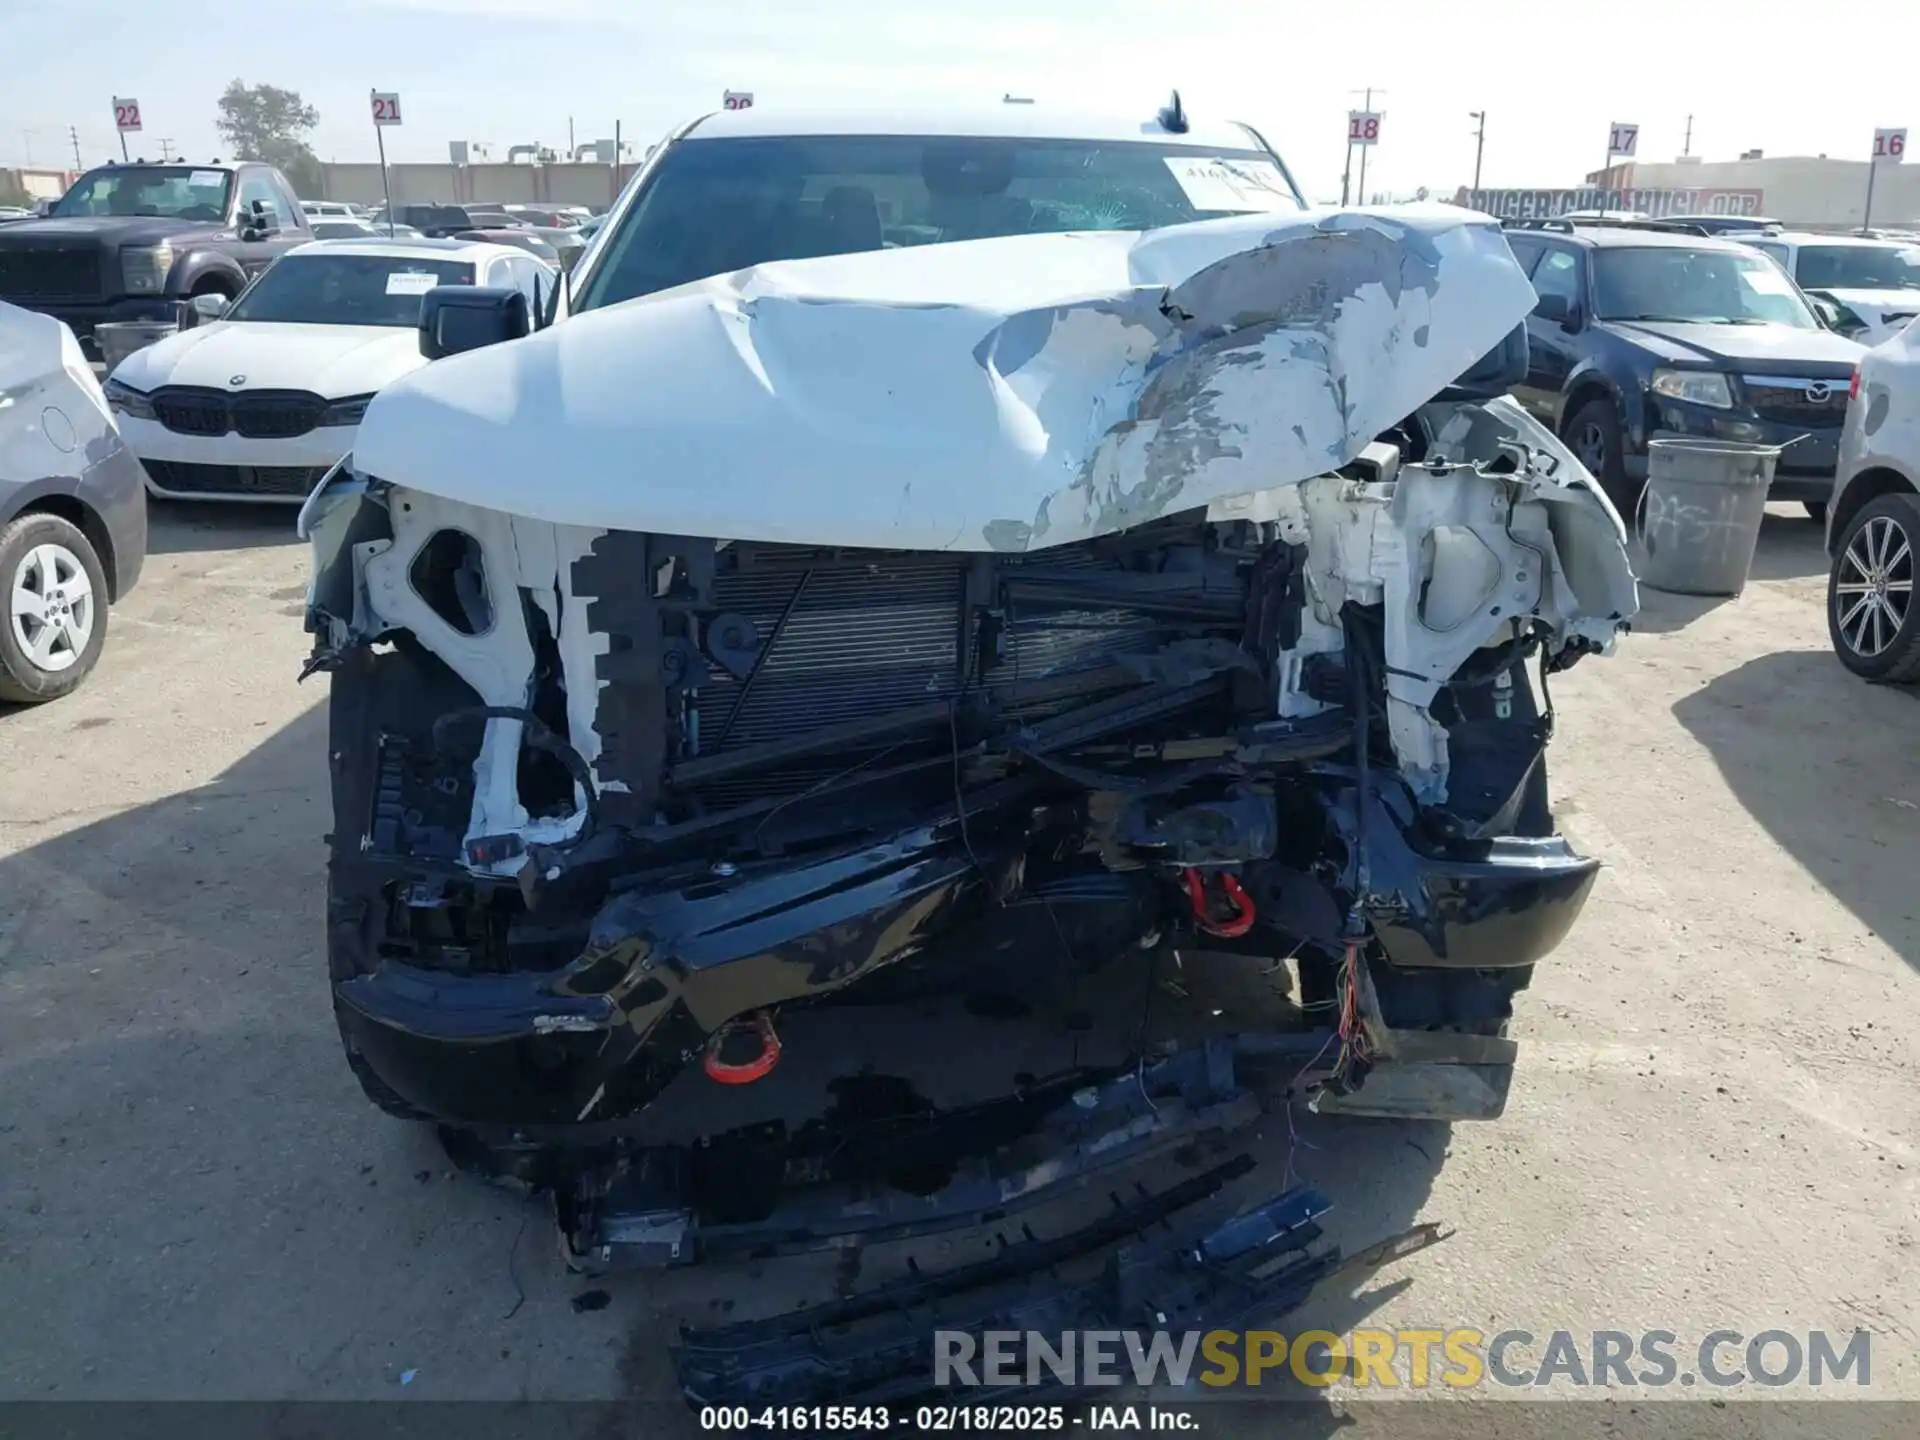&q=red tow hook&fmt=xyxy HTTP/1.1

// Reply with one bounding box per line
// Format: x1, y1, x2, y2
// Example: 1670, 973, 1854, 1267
1182, 867, 1257, 939
702, 1010, 782, 1085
